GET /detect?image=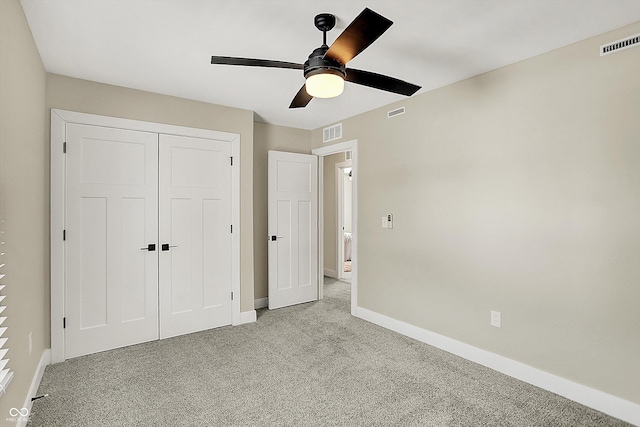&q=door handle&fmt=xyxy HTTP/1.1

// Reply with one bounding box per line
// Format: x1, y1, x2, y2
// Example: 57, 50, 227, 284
269, 235, 284, 241
162, 244, 178, 251
140, 244, 156, 251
